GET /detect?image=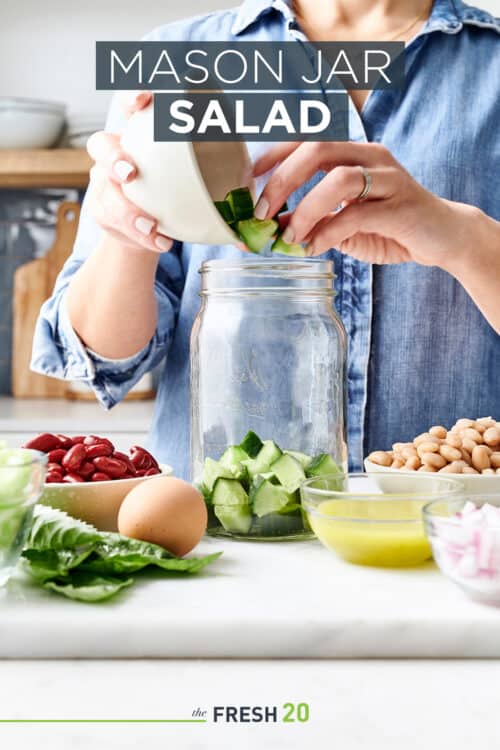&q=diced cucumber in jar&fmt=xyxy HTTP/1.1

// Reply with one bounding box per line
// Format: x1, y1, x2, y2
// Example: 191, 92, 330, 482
214, 505, 252, 534
201, 457, 235, 493
250, 510, 305, 537
269, 453, 306, 494
212, 478, 252, 534
284, 450, 312, 469
306, 453, 343, 479
219, 445, 249, 476
239, 431, 264, 458
250, 479, 295, 518
243, 440, 282, 476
